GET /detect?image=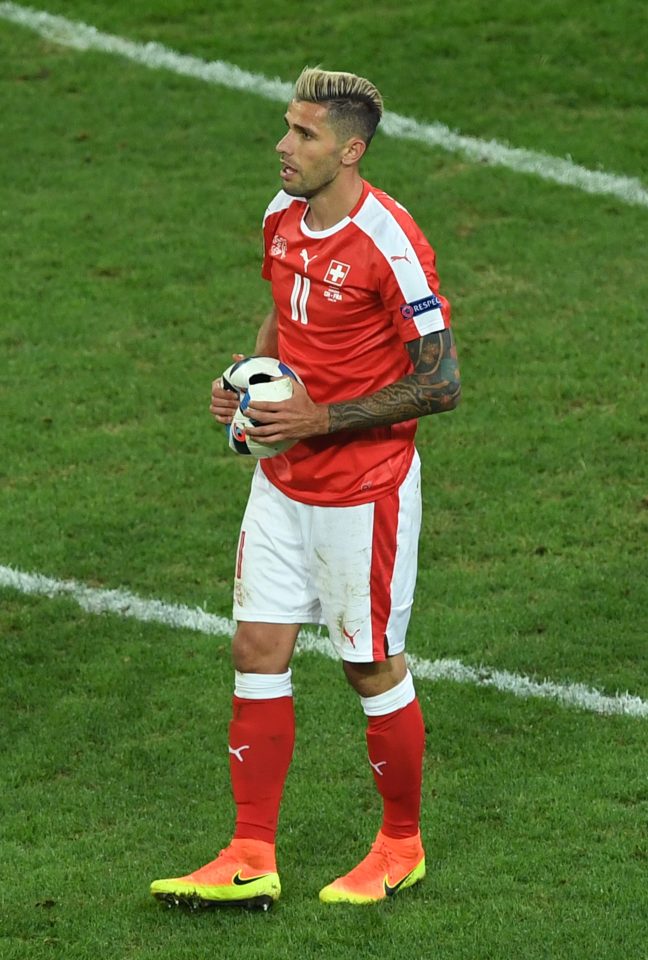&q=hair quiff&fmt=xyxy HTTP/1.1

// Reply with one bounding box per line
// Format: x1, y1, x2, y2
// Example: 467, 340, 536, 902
293, 66, 384, 147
